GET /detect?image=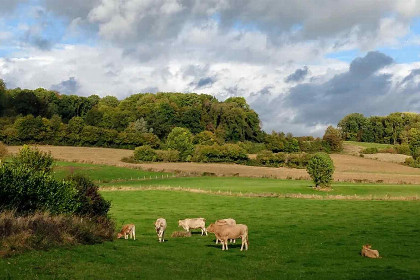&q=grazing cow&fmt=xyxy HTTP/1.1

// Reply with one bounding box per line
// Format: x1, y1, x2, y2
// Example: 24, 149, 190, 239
207, 223, 248, 251
361, 244, 381, 258
117, 224, 136, 240
215, 218, 236, 244
178, 218, 207, 235
155, 218, 167, 242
